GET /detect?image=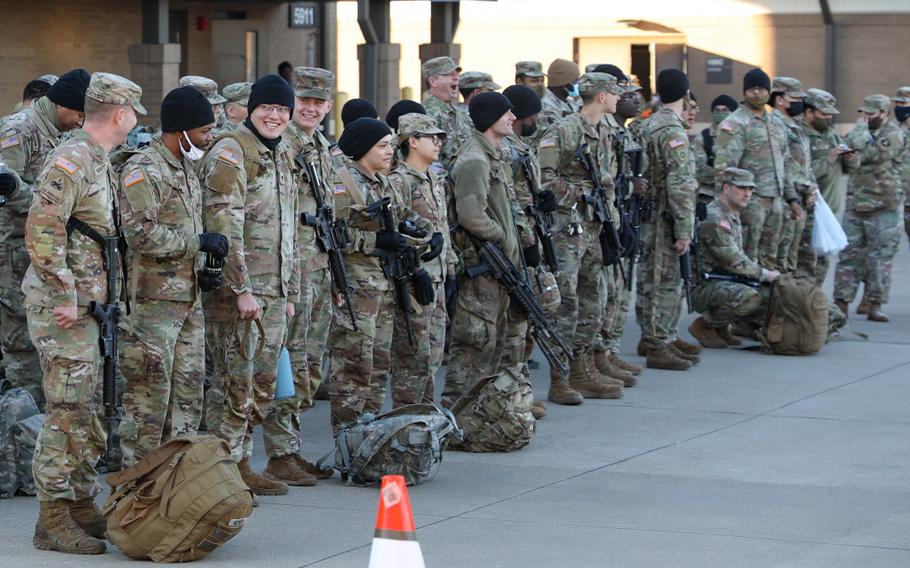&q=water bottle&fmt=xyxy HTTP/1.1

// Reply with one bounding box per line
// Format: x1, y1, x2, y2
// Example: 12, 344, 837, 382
275, 347, 294, 400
